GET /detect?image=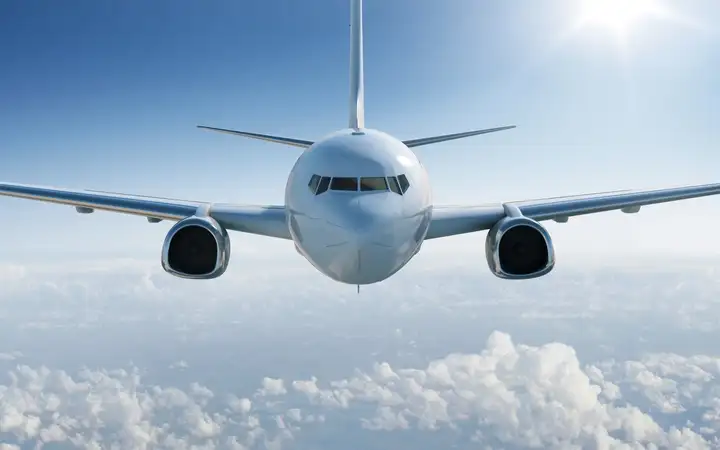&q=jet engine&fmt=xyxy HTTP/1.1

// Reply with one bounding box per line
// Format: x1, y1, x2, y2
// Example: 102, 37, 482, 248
485, 216, 555, 279
161, 216, 231, 279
